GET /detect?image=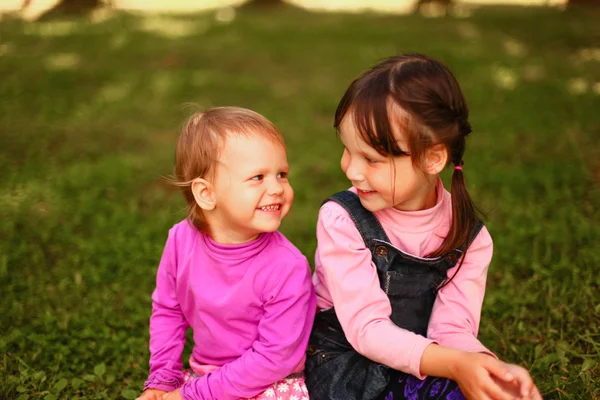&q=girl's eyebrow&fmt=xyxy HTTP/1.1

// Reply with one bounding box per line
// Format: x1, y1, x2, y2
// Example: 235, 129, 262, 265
355, 143, 381, 158
246, 164, 289, 176
361, 146, 380, 155
245, 167, 268, 176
